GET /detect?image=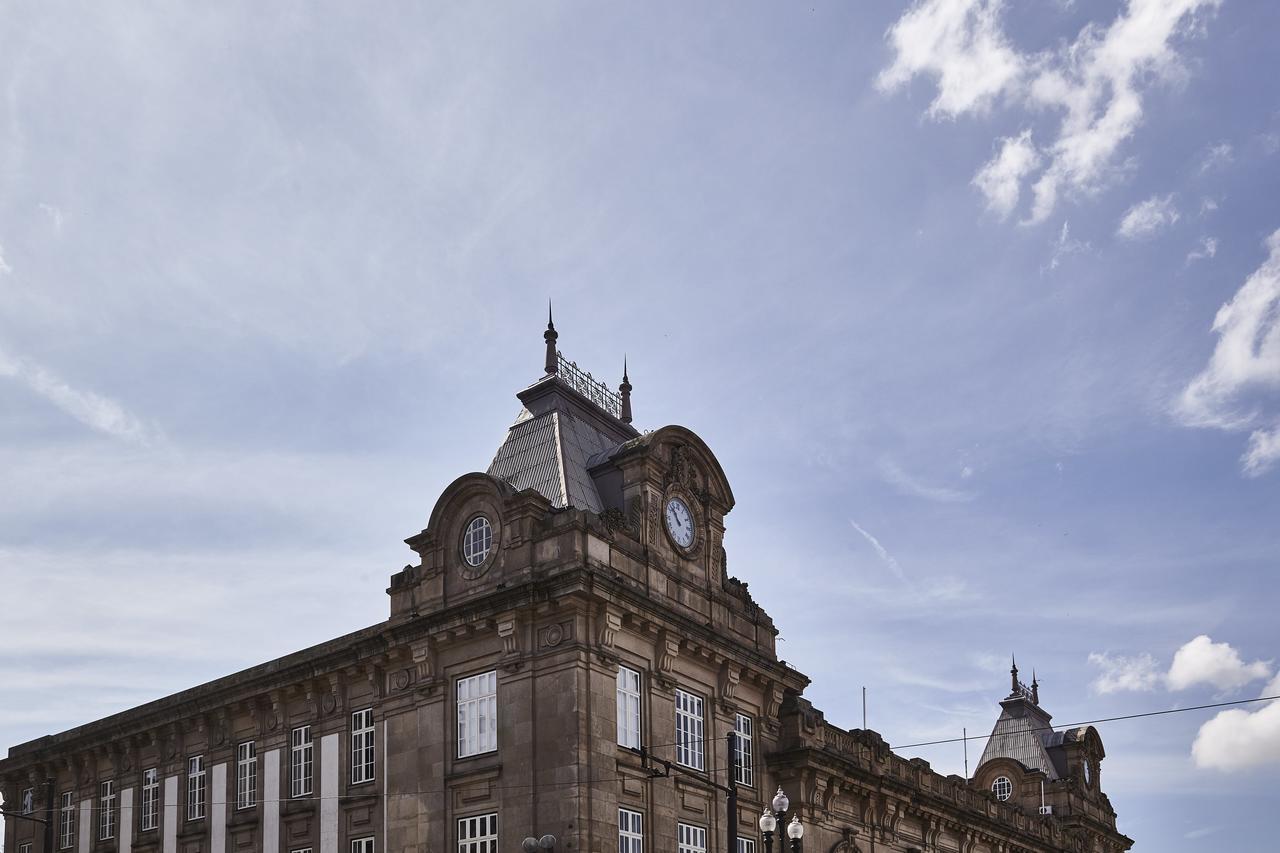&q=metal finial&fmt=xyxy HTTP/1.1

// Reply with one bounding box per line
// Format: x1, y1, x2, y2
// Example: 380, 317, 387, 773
1010, 655, 1019, 694
1031, 670, 1040, 705
619, 356, 633, 424
544, 300, 559, 375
